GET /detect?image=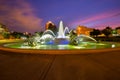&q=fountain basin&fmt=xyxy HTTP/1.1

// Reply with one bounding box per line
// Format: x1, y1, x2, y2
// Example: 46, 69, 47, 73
3, 41, 120, 50
1, 42, 120, 55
